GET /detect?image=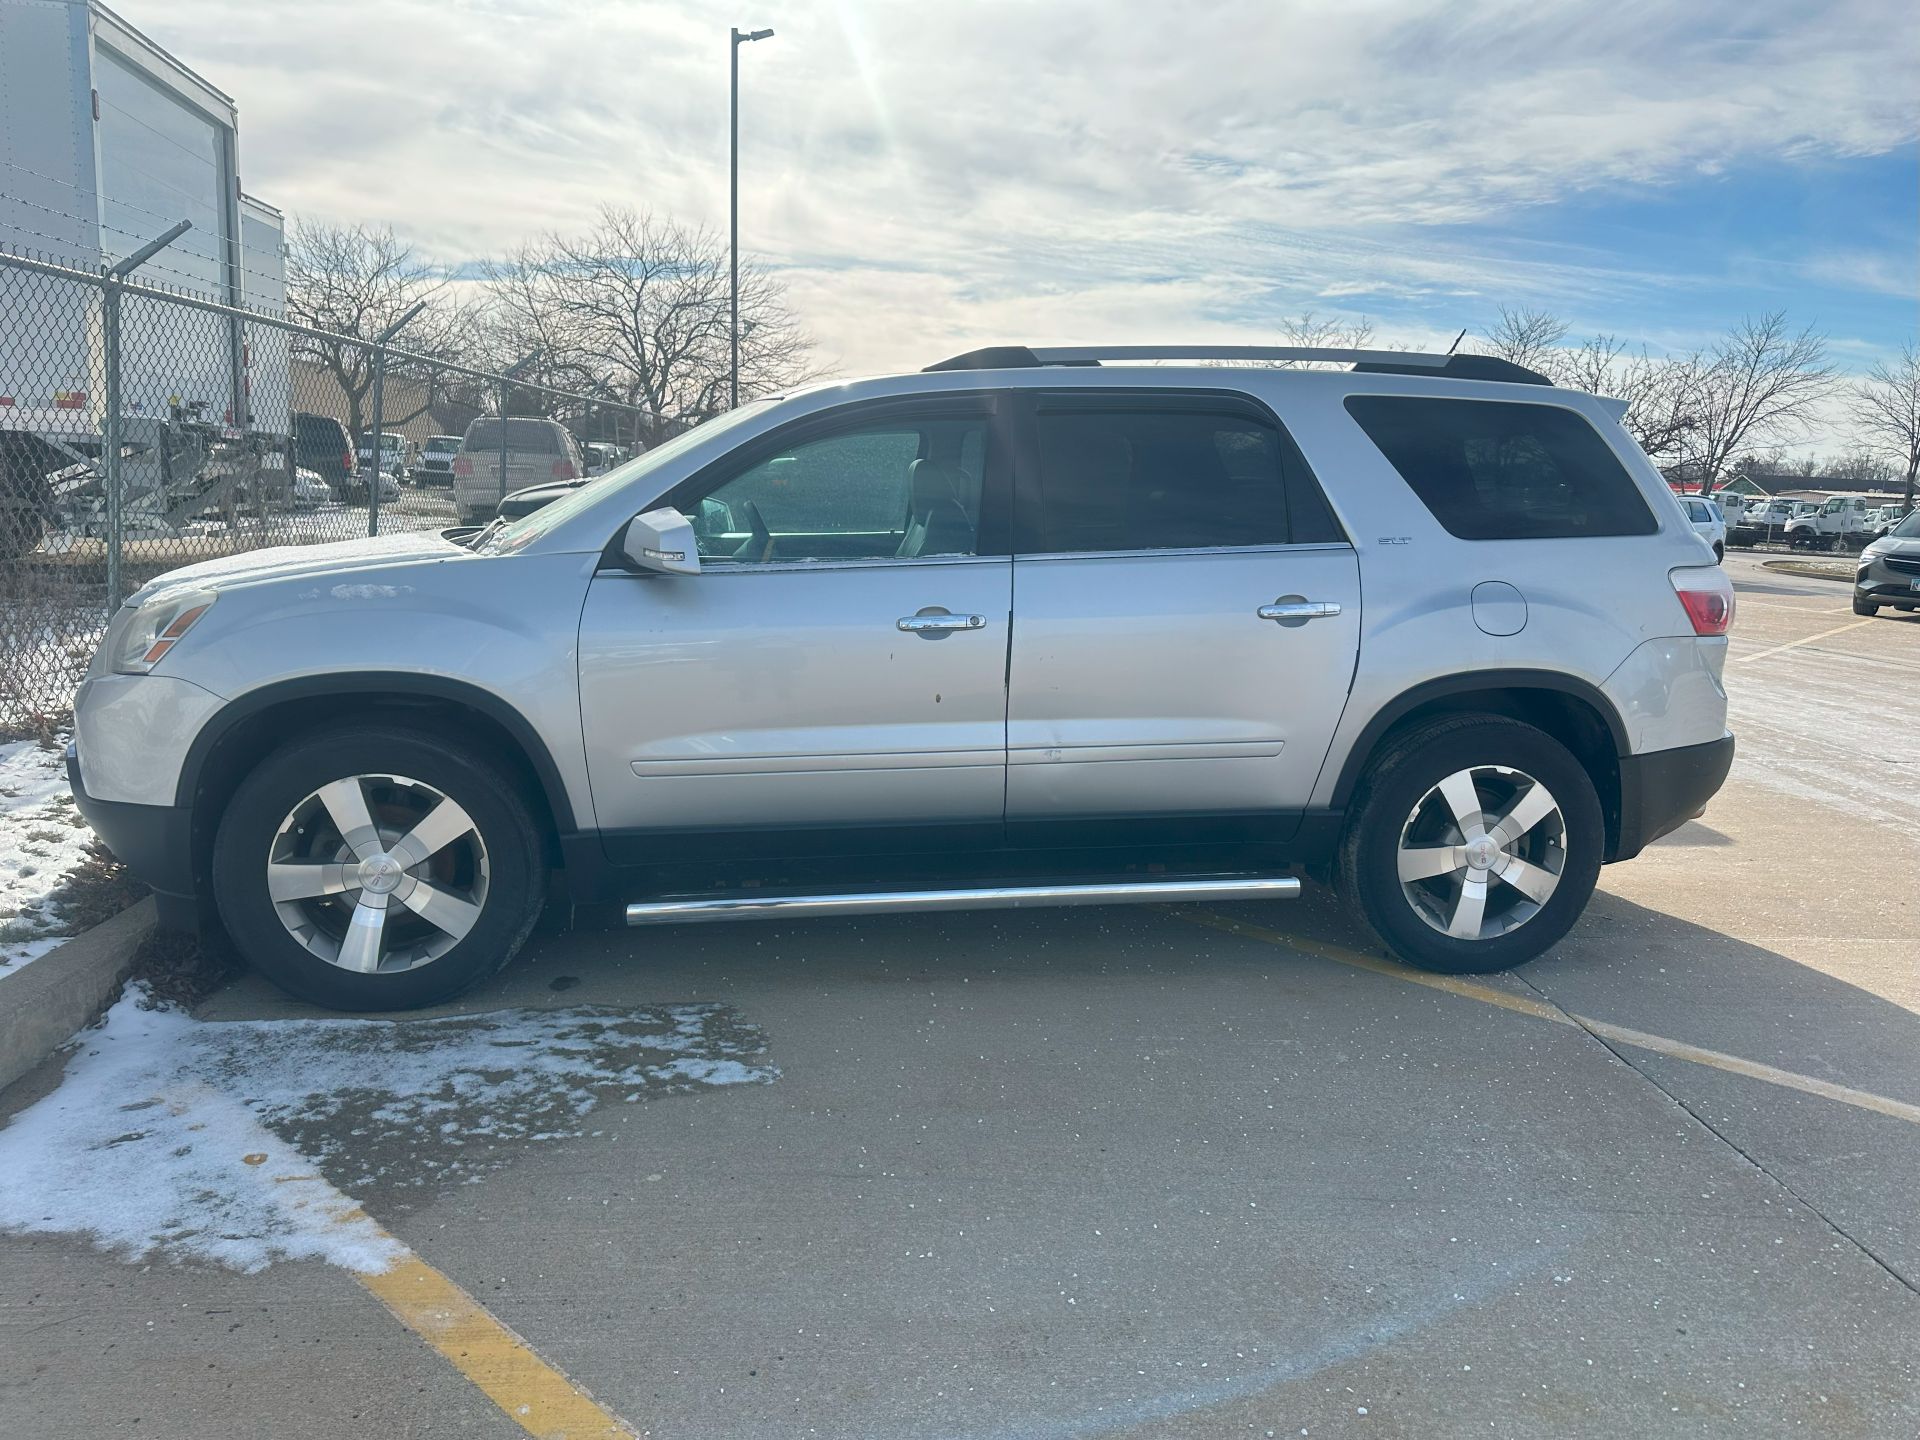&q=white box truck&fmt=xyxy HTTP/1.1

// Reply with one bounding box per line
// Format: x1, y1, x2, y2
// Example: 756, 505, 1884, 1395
0, 0, 288, 553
